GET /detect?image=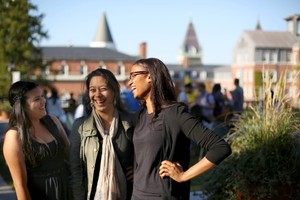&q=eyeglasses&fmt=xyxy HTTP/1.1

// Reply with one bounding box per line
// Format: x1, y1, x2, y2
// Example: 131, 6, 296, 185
129, 71, 149, 80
